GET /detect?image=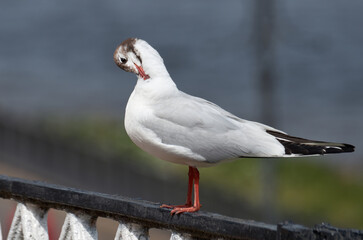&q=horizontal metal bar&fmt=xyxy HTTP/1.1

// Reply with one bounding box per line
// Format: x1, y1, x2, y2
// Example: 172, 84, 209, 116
0, 175, 275, 240
1, 175, 363, 240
